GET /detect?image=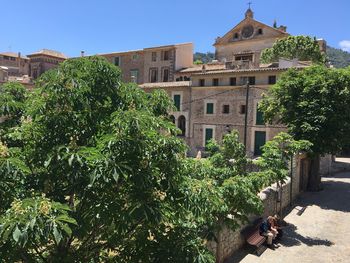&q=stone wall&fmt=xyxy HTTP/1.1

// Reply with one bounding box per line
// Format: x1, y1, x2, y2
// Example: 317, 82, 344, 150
208, 154, 306, 263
